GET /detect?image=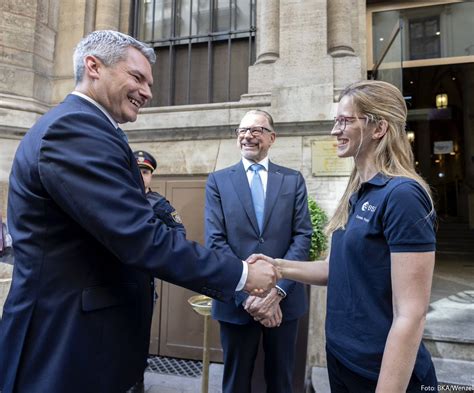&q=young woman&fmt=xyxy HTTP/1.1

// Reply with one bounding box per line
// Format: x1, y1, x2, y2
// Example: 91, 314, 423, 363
249, 80, 438, 392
